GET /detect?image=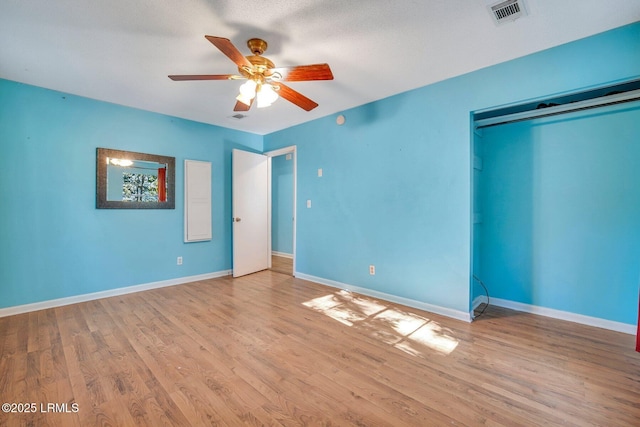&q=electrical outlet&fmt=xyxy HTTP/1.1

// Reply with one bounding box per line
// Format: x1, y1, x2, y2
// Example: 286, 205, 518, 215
369, 265, 375, 275
177, 256, 183, 265
318, 168, 323, 177
307, 200, 311, 208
